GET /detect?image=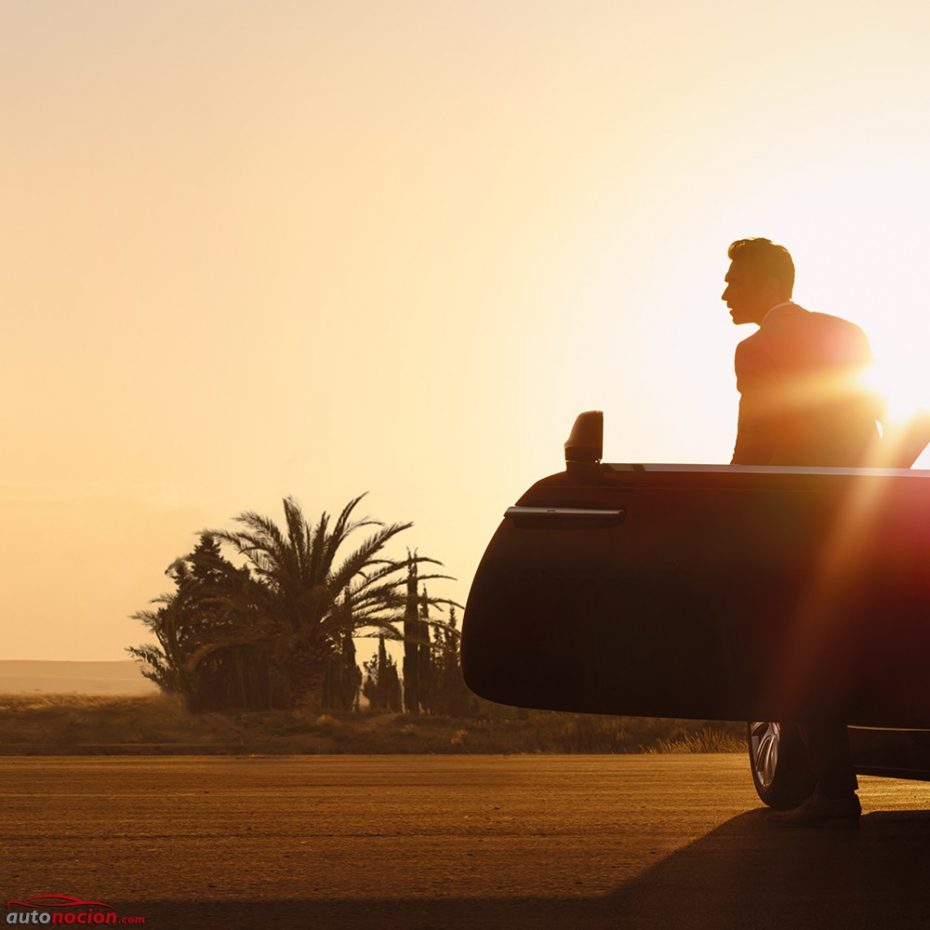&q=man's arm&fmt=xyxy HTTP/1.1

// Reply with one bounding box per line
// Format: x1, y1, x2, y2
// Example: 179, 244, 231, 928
731, 338, 778, 466
731, 397, 775, 464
